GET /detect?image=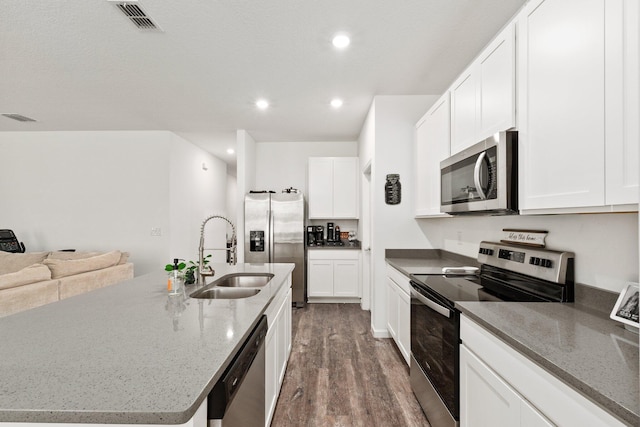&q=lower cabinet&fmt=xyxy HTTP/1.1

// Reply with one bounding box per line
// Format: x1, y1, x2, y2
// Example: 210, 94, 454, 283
308, 250, 360, 302
265, 283, 292, 427
460, 315, 625, 427
385, 264, 411, 365
460, 345, 552, 427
